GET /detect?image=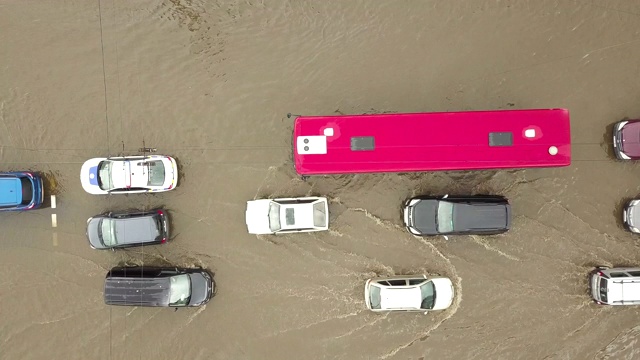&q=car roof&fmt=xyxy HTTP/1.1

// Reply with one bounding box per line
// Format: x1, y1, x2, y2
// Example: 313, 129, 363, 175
608, 279, 640, 303
278, 202, 316, 230
113, 216, 160, 244
0, 178, 22, 206
104, 277, 172, 306
379, 286, 422, 310
452, 203, 508, 231
110, 160, 151, 189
